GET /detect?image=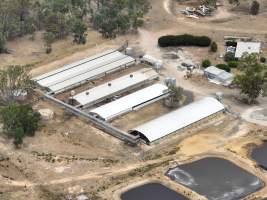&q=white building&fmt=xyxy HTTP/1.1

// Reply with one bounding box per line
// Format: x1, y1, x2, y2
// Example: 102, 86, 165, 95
72, 69, 159, 108
204, 66, 234, 86
235, 42, 261, 58
90, 84, 169, 121
129, 97, 225, 143
141, 54, 163, 69
33, 50, 135, 94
